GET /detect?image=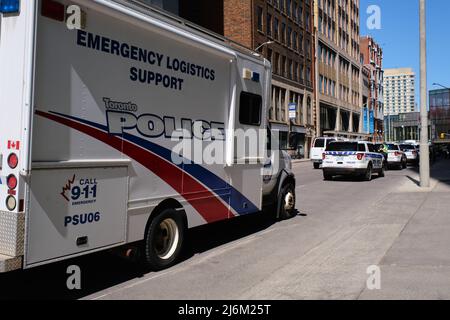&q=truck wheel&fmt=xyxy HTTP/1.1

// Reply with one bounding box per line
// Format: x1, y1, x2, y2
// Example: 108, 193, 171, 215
364, 164, 373, 181
278, 183, 296, 220
313, 163, 320, 169
402, 158, 407, 169
144, 209, 185, 270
